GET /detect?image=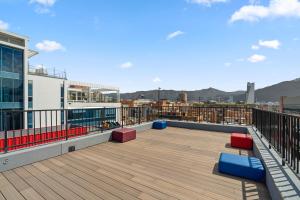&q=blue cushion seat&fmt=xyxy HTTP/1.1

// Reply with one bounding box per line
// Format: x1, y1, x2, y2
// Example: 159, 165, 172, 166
218, 153, 265, 182
153, 121, 167, 129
